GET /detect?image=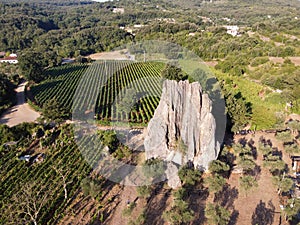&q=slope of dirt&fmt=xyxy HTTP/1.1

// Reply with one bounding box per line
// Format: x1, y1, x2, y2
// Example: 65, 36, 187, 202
0, 81, 40, 127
